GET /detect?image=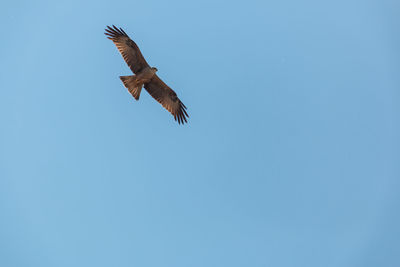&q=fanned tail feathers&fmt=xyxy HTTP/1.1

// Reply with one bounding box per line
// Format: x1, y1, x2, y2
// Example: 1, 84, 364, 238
120, 75, 142, 100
